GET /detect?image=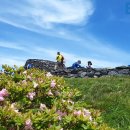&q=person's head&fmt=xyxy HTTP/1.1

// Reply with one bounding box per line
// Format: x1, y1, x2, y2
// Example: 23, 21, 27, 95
88, 61, 92, 65
57, 52, 60, 55
77, 60, 81, 64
